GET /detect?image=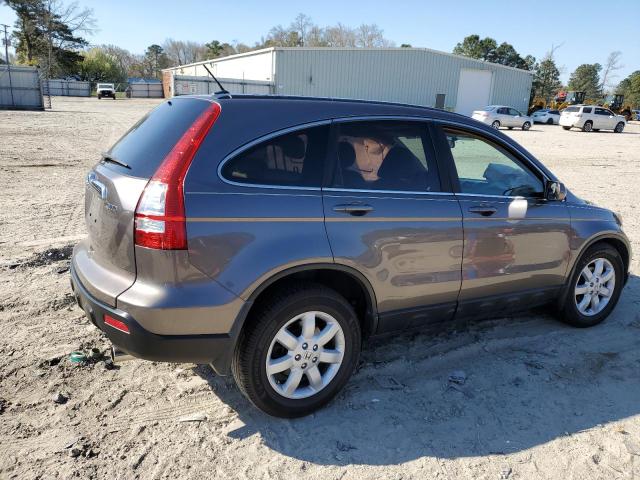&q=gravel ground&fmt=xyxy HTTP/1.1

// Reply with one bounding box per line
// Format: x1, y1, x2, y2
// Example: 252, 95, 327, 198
1, 97, 640, 480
